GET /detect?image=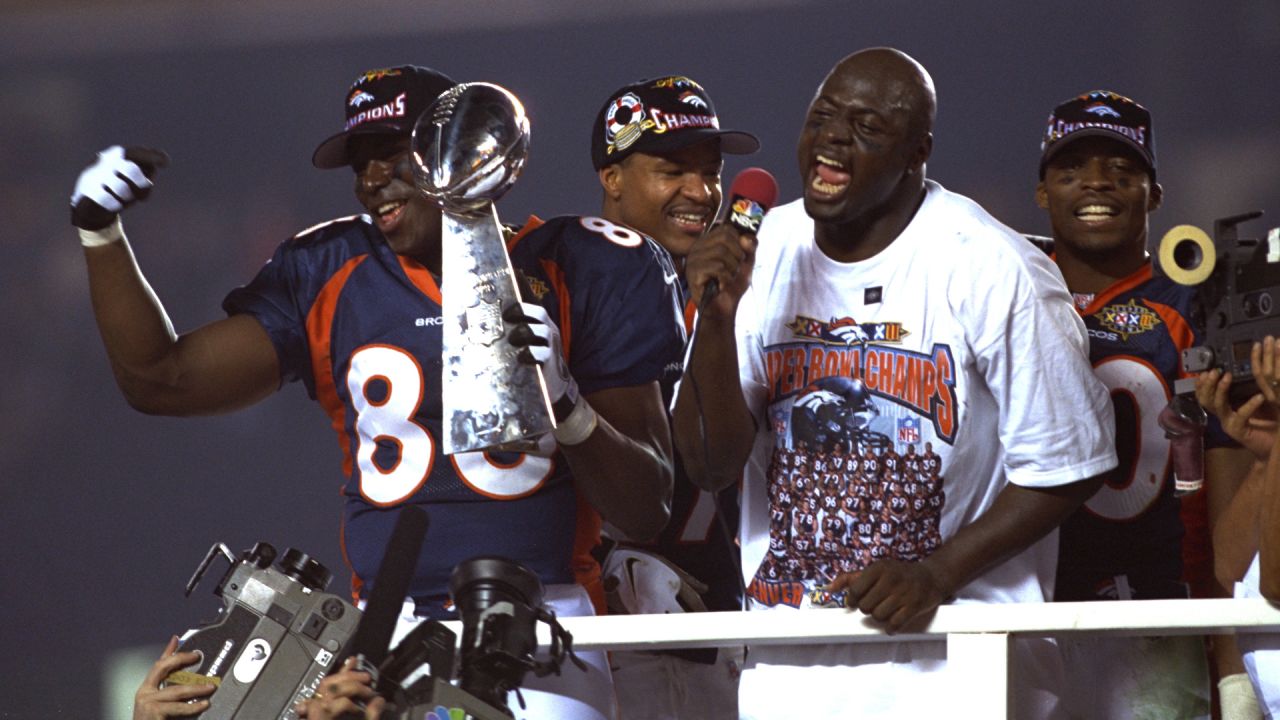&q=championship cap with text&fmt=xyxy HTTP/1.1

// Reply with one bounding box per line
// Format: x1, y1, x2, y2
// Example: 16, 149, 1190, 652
312, 65, 457, 169
1040, 90, 1156, 180
591, 76, 759, 170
